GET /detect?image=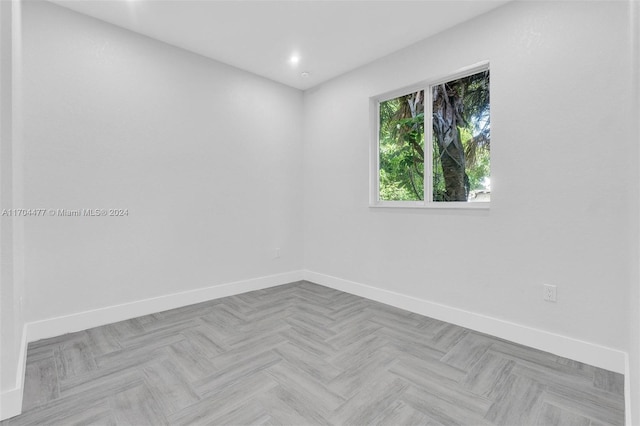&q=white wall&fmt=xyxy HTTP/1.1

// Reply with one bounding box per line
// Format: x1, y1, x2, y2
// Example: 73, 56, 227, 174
5, 0, 638, 421
21, 0, 304, 322
304, 0, 634, 355
629, 0, 640, 422
0, 0, 26, 418
1, 0, 17, 398
0, 0, 15, 392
